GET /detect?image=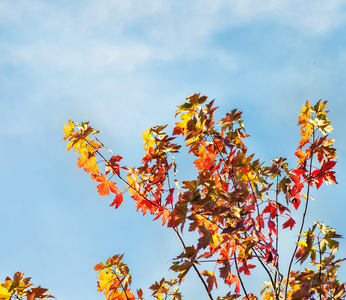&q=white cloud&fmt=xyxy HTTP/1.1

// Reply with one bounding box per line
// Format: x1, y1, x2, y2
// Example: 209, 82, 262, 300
80, 0, 346, 38
1, 0, 345, 75
1, 40, 152, 73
